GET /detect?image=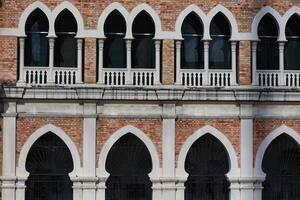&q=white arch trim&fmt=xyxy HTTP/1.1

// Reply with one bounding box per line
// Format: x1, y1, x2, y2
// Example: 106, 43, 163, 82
52, 1, 85, 37
126, 3, 162, 39
18, 1, 52, 37
207, 4, 239, 40
175, 4, 207, 40
282, 6, 300, 36
17, 124, 81, 178
97, 2, 129, 38
97, 125, 160, 178
177, 125, 239, 178
254, 125, 300, 177
251, 6, 284, 41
